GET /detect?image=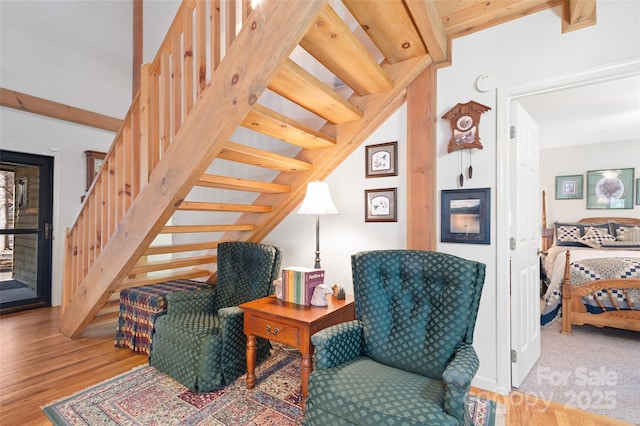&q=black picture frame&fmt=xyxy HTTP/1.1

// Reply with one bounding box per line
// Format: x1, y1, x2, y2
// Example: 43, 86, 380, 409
365, 188, 397, 222
365, 141, 398, 178
441, 188, 490, 244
